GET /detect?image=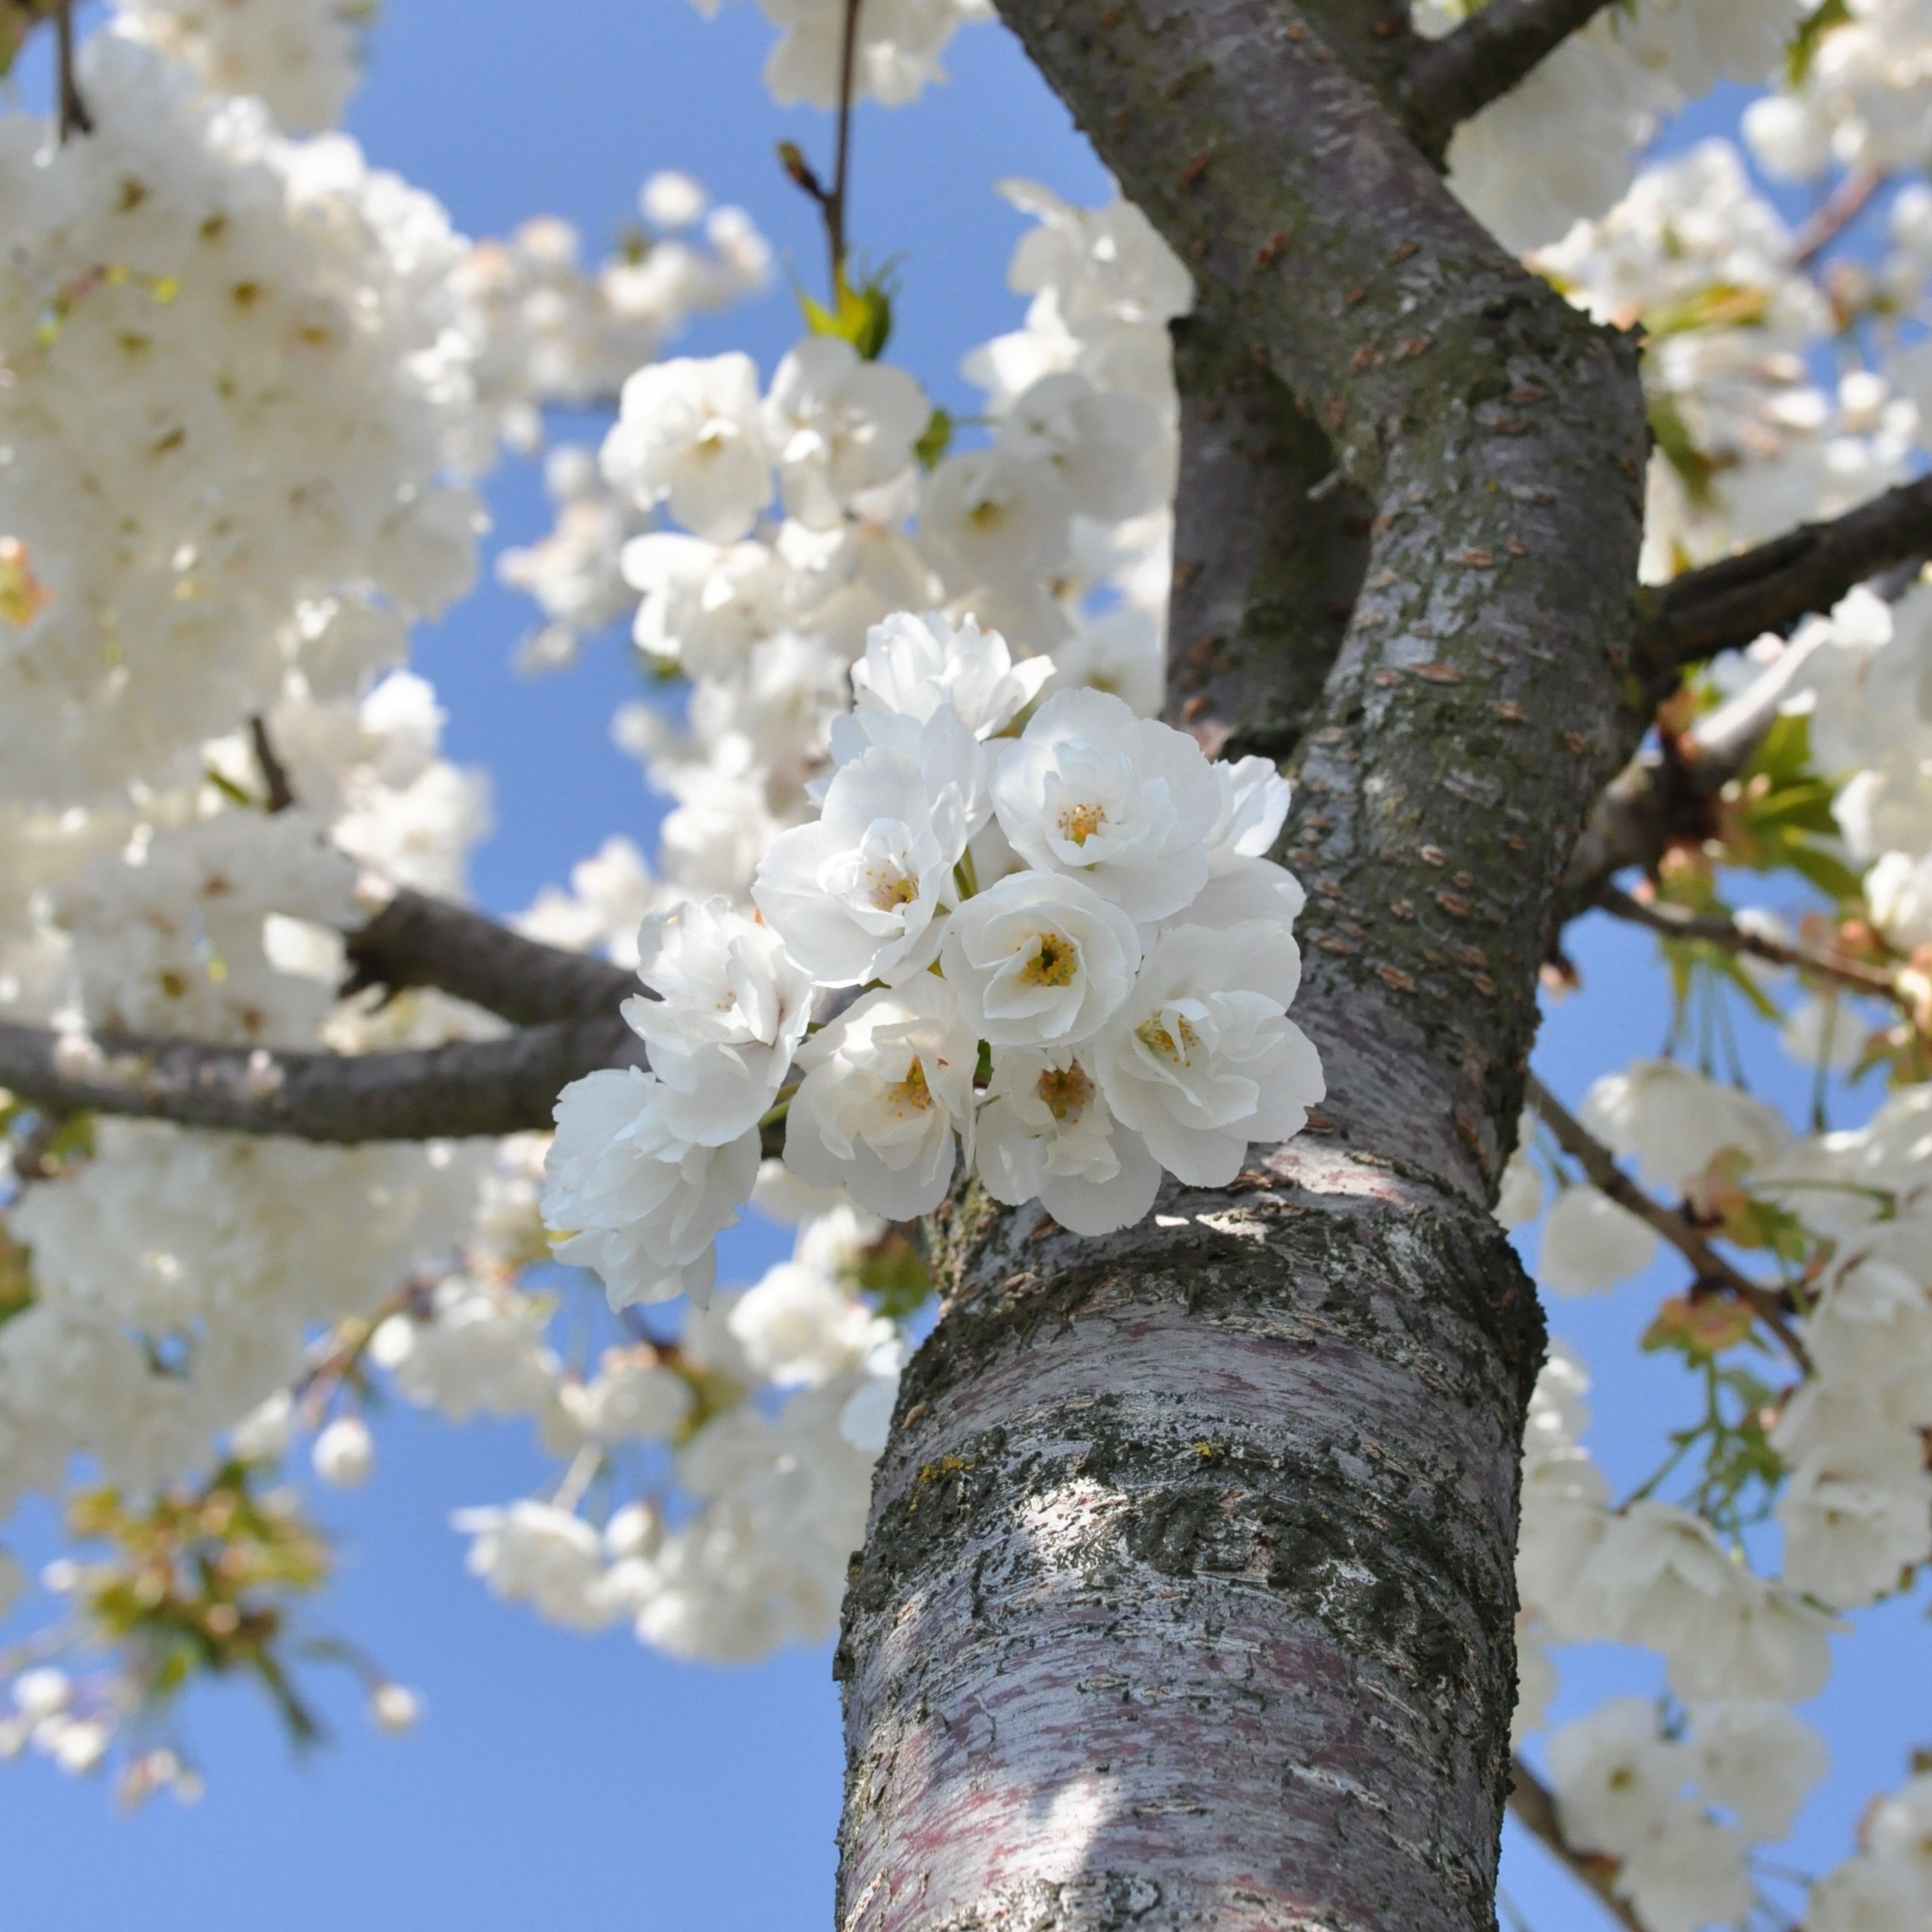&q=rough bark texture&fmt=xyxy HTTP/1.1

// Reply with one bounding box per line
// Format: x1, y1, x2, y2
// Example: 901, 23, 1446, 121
834, 4, 1648, 1928
838, 1155, 1542, 1932
1167, 310, 1371, 764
